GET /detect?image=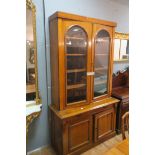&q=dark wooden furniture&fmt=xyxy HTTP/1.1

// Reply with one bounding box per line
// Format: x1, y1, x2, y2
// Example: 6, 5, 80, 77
122, 112, 129, 140
49, 99, 119, 155
26, 84, 36, 101
112, 68, 129, 134
49, 12, 119, 155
